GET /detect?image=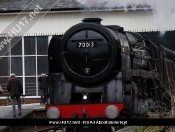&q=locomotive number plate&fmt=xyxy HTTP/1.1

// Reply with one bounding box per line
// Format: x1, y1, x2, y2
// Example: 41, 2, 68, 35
77, 42, 97, 48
